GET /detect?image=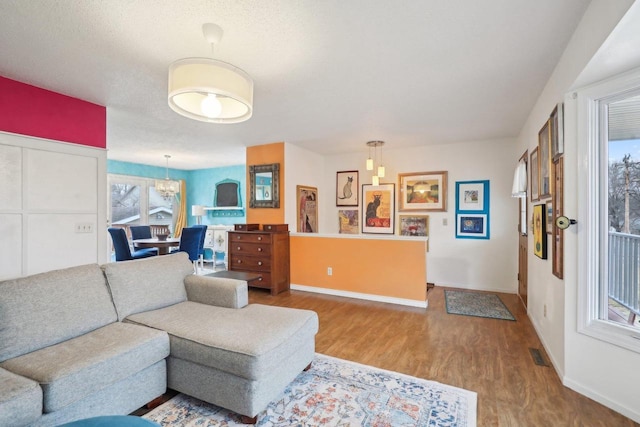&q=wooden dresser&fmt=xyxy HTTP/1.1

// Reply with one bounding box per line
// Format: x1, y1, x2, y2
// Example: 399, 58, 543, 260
228, 224, 290, 295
